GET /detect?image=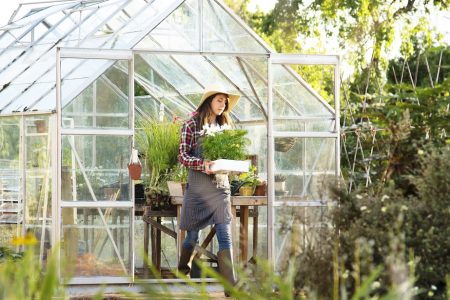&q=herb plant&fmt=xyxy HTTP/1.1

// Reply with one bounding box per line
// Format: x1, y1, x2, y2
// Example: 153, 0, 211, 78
201, 124, 250, 161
